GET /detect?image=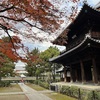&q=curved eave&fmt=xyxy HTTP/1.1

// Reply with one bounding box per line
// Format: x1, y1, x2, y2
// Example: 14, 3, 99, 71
67, 3, 100, 39
49, 35, 100, 63
53, 3, 100, 46
68, 3, 100, 29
